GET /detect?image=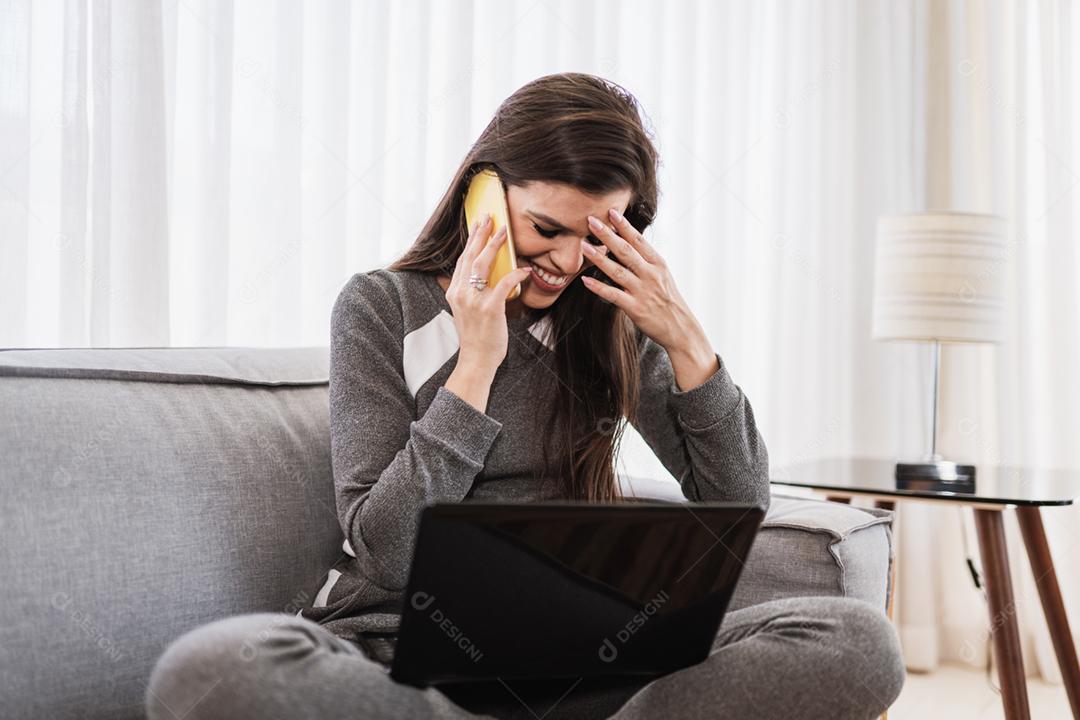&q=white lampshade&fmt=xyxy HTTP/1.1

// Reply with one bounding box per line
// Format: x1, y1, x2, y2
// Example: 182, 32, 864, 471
872, 211, 1007, 343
